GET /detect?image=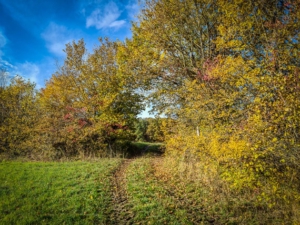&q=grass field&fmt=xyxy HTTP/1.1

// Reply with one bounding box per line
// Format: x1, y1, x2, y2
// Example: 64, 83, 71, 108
0, 155, 298, 224
0, 159, 121, 224
125, 157, 300, 224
